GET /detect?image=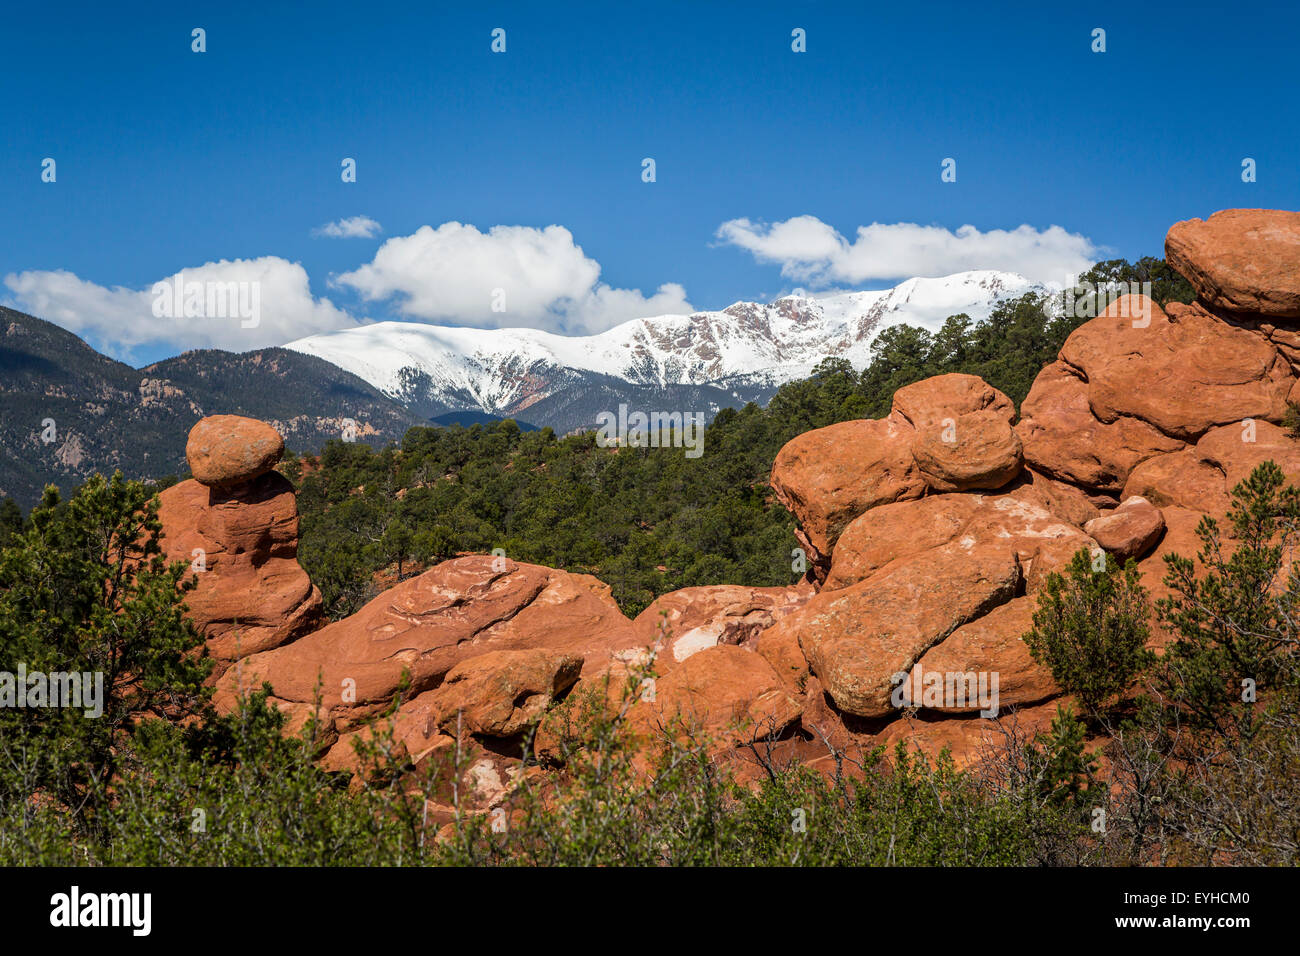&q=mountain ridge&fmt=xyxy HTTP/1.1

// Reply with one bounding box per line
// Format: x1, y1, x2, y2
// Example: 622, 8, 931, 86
0, 306, 426, 507
285, 270, 1042, 430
